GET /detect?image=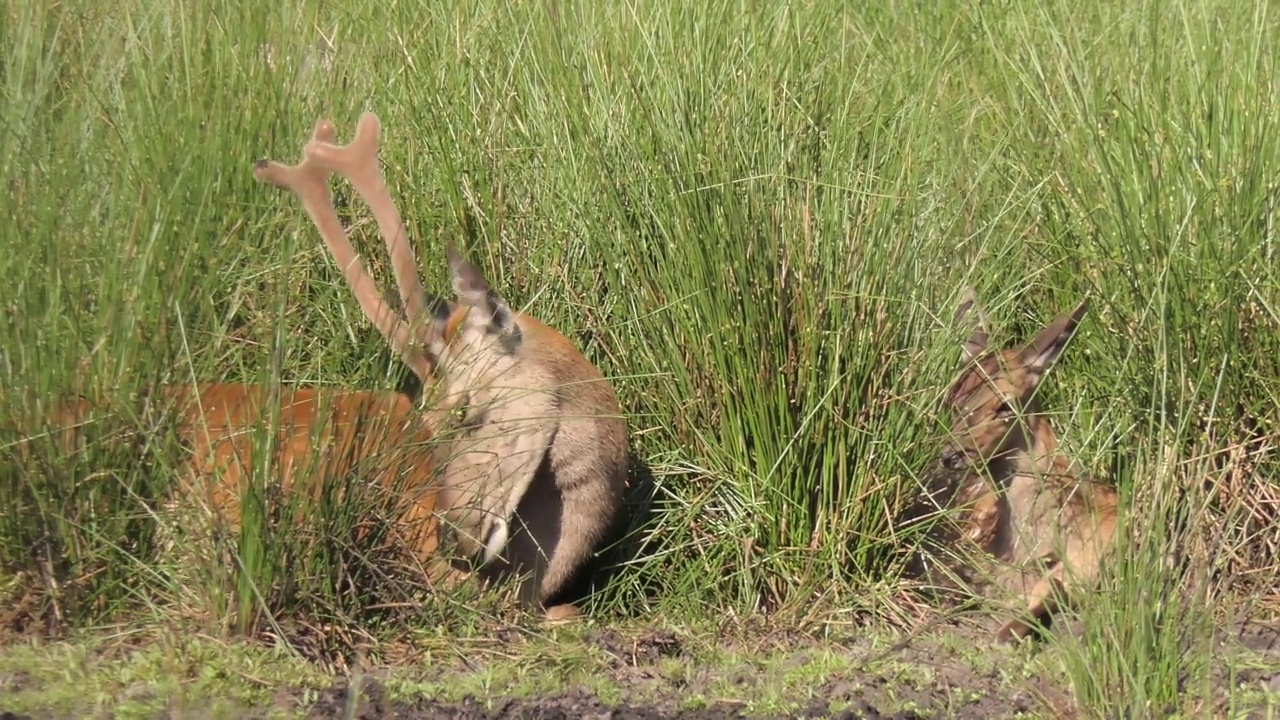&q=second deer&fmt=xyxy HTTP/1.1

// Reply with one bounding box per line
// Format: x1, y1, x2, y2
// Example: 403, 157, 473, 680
931, 289, 1119, 642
